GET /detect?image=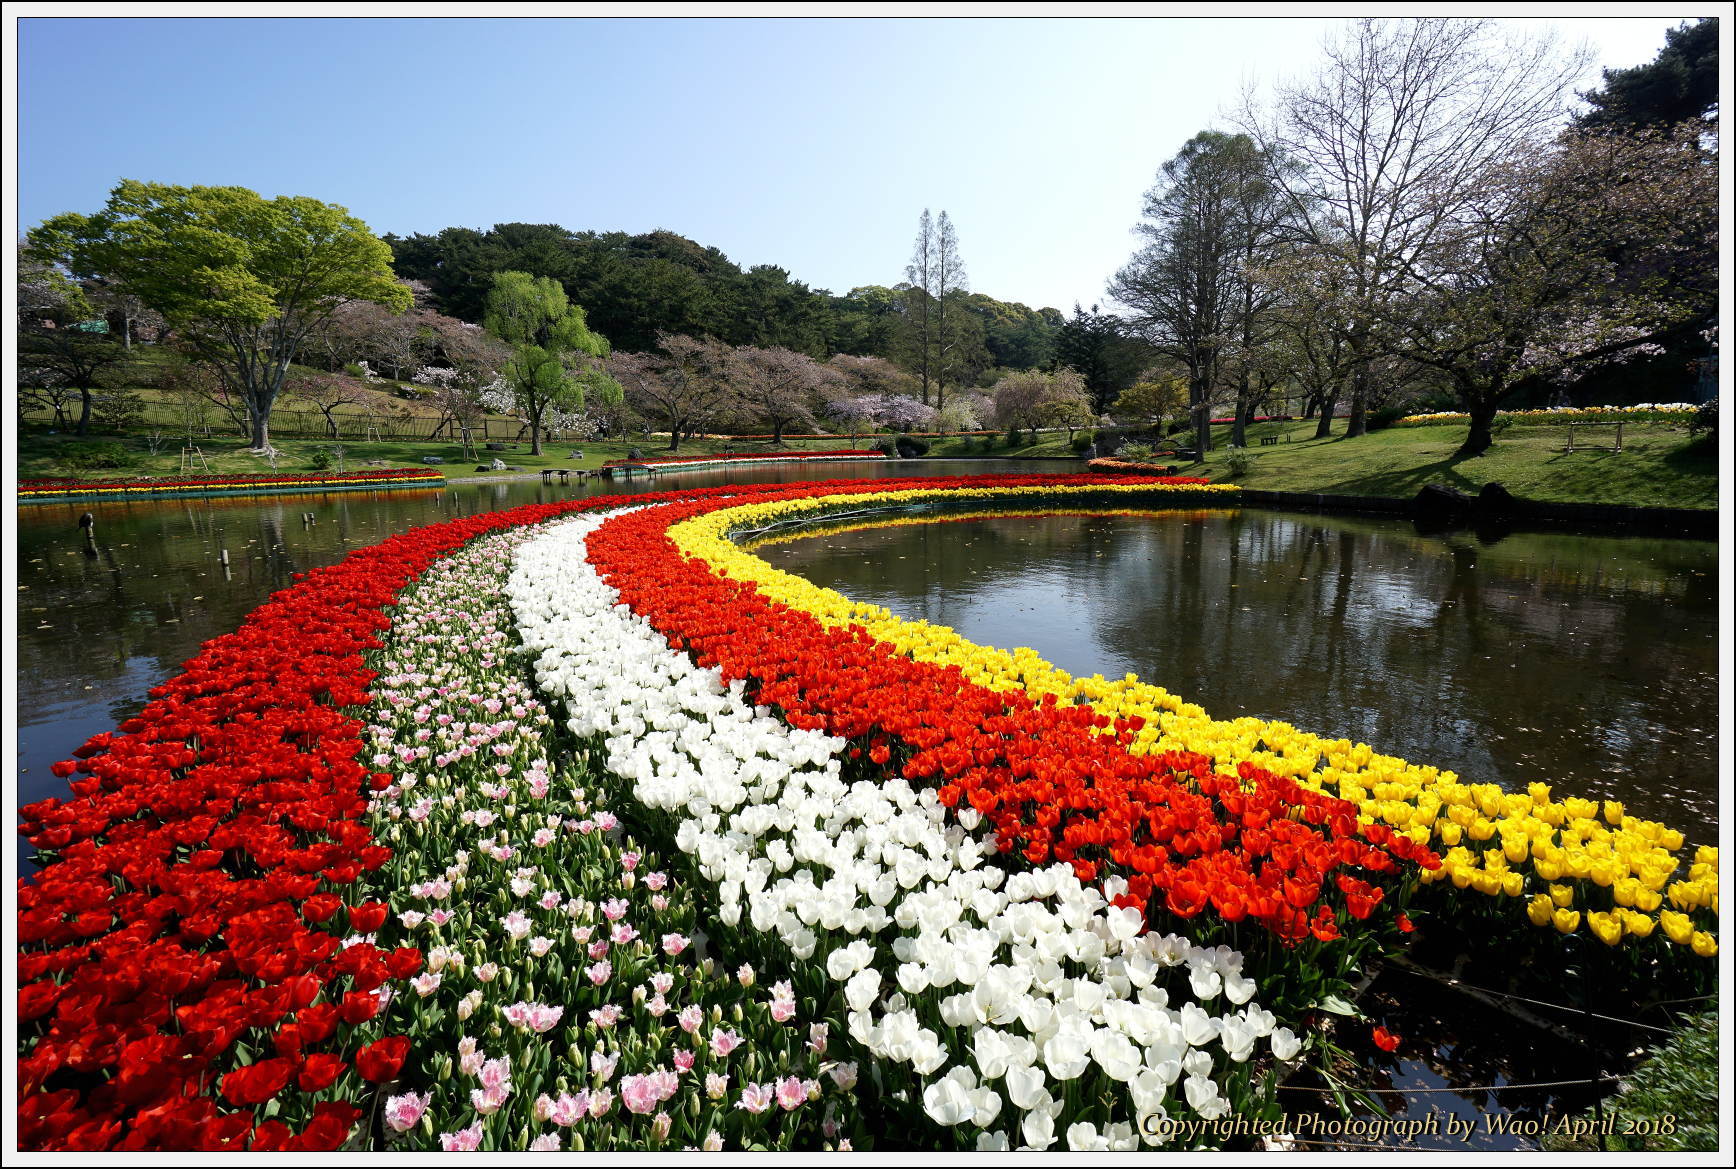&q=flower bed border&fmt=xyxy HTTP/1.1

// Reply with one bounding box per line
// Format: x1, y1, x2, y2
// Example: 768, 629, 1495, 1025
18, 468, 446, 502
